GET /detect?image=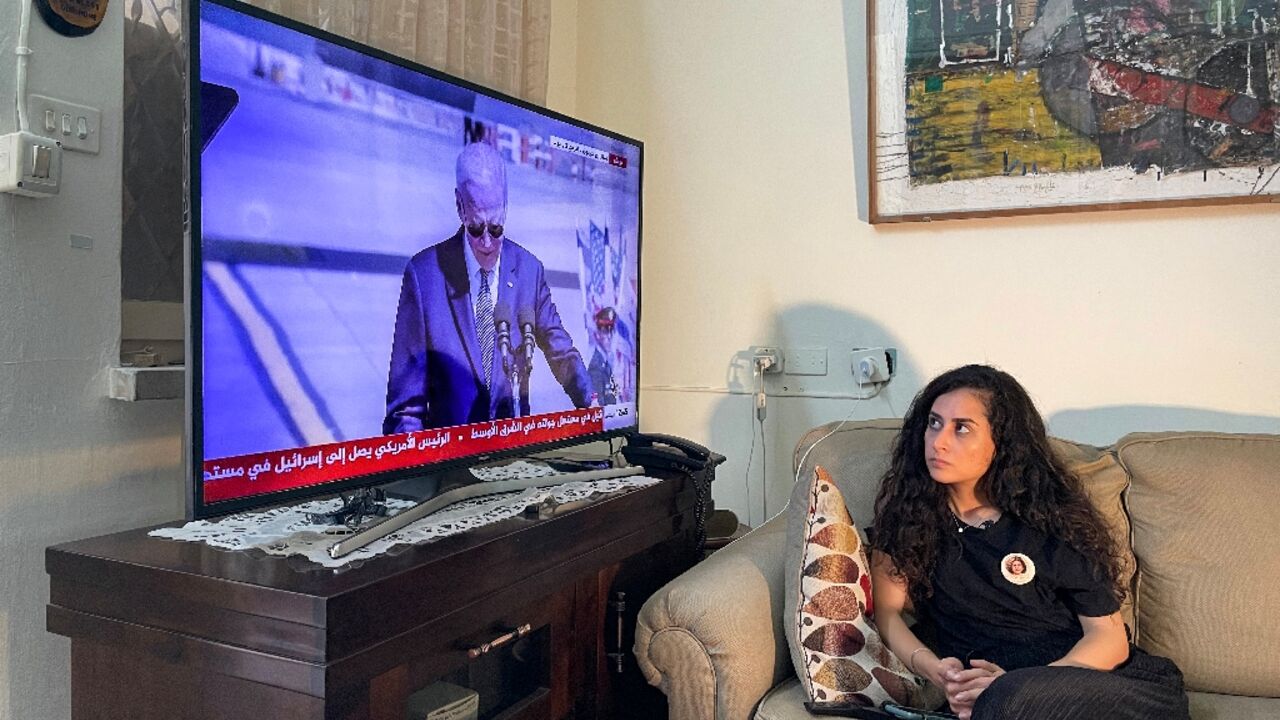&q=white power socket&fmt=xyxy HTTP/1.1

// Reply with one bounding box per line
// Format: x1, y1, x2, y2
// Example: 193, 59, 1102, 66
852, 347, 896, 385
753, 346, 783, 374
0, 131, 62, 197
